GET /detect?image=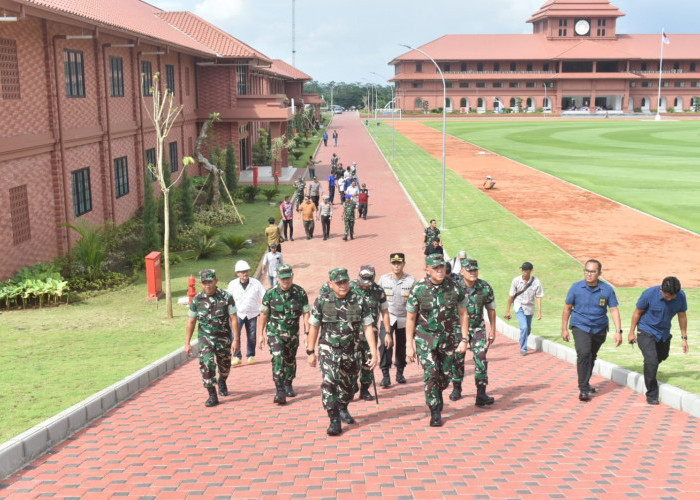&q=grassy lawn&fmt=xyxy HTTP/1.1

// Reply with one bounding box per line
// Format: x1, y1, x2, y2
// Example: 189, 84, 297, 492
425, 120, 700, 234
0, 189, 292, 442
366, 121, 699, 395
